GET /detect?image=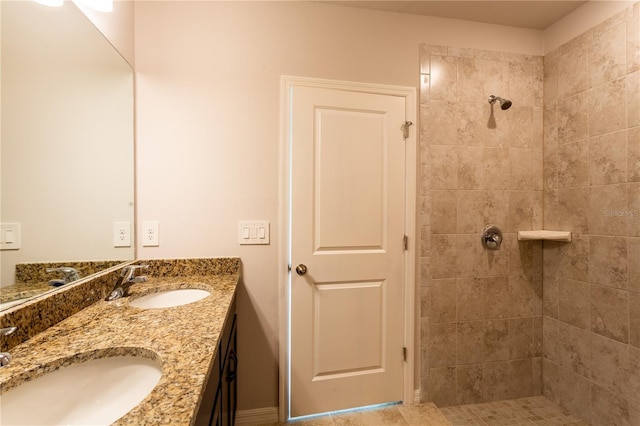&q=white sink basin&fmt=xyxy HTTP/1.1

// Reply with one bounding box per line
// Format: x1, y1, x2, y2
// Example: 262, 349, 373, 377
129, 288, 210, 309
0, 355, 162, 425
